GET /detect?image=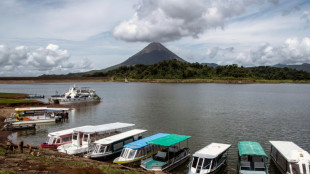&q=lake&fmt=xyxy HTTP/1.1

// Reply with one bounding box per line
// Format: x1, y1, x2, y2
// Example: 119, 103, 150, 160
1, 82, 310, 173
